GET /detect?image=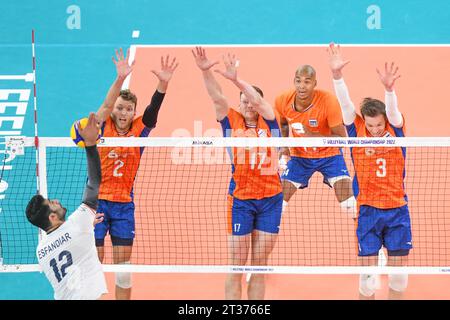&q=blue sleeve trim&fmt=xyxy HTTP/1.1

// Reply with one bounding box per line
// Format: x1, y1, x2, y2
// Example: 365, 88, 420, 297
219, 116, 232, 137
345, 123, 357, 137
